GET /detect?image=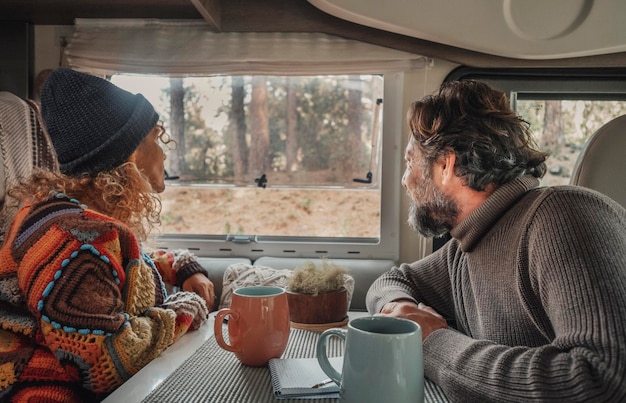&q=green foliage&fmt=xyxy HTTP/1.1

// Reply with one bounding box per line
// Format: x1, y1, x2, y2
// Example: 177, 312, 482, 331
518, 99, 626, 150
516, 99, 626, 185
161, 79, 233, 179
183, 83, 230, 178
287, 260, 348, 295
161, 75, 381, 186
